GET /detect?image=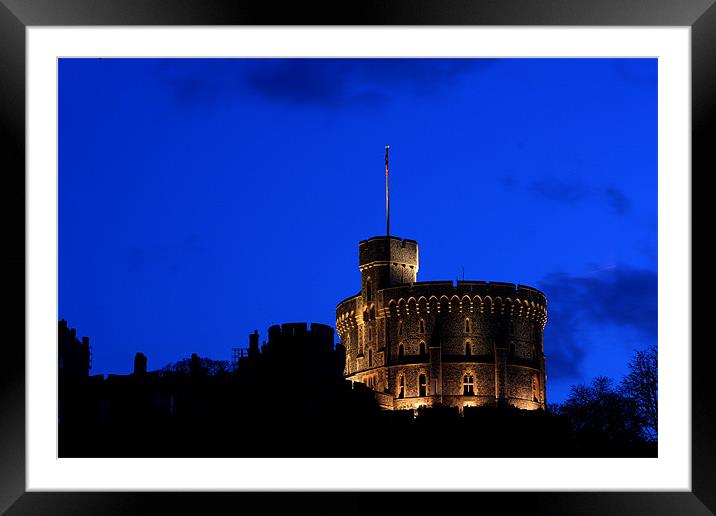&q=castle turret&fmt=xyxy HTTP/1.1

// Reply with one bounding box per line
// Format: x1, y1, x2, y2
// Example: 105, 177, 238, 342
358, 236, 419, 295
133, 352, 147, 375
248, 330, 260, 359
